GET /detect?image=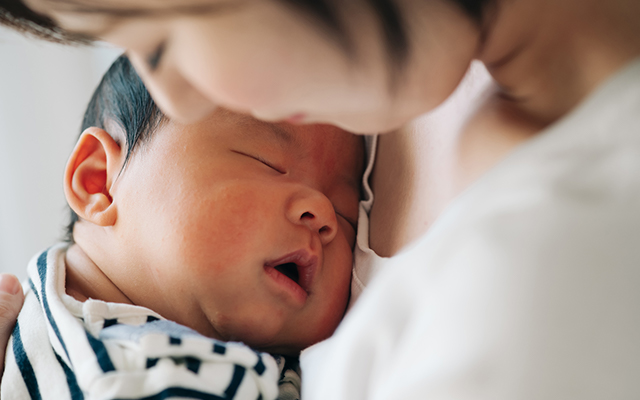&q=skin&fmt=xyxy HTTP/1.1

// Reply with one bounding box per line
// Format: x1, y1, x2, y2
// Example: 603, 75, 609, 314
368, 0, 640, 255
0, 274, 24, 382
19, 2, 639, 255
16, 0, 640, 142
63, 109, 364, 355
25, 0, 481, 134
19, 0, 637, 137
3, 0, 640, 389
